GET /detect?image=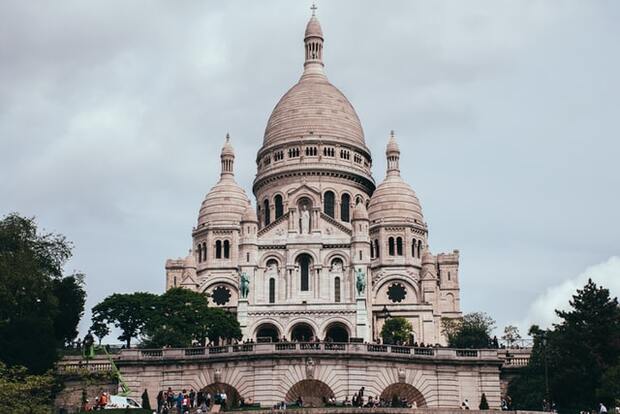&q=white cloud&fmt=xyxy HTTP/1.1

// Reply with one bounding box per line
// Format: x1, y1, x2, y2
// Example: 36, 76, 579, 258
518, 256, 620, 333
